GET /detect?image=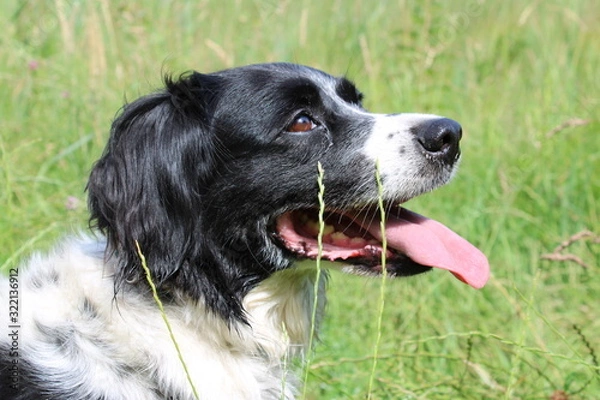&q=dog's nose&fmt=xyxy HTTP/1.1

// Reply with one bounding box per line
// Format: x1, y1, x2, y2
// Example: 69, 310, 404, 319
412, 118, 462, 164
